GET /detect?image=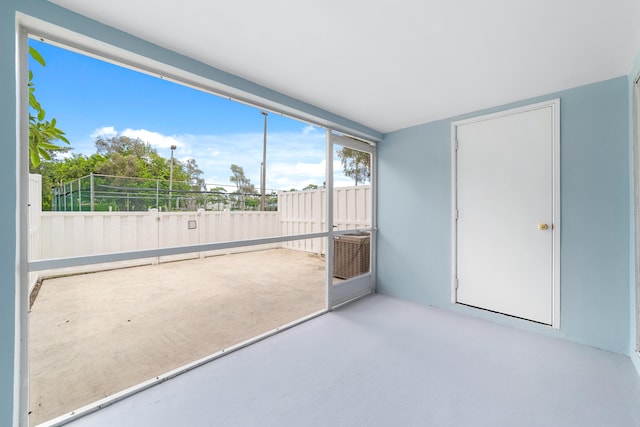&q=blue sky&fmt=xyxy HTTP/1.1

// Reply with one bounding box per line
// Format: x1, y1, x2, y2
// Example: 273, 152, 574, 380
28, 38, 346, 191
